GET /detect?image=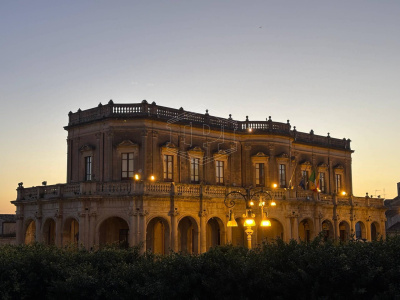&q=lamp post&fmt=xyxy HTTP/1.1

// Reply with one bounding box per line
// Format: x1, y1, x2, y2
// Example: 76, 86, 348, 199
225, 187, 276, 249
